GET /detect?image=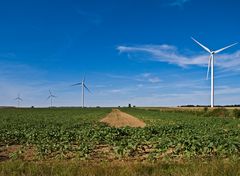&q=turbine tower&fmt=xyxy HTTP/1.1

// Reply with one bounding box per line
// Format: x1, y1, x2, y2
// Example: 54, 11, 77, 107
47, 89, 56, 107
71, 76, 91, 108
192, 37, 238, 108
15, 94, 23, 108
